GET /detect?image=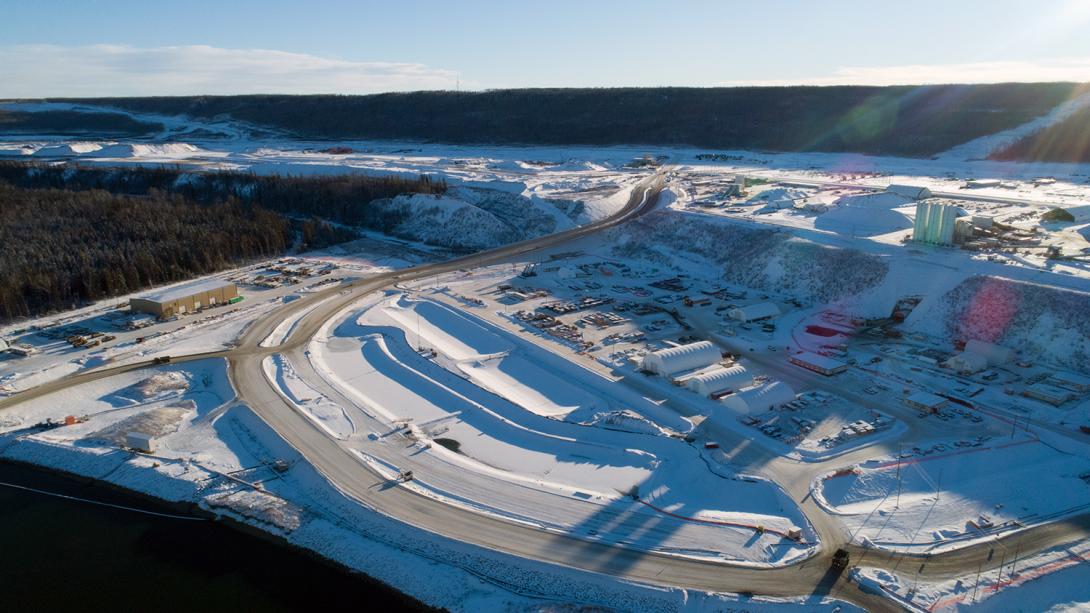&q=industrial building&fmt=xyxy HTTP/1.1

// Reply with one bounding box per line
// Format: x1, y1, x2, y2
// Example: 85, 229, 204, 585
641, 341, 721, 376
720, 381, 795, 414
1050, 371, 1090, 393
720, 176, 746, 197
748, 187, 807, 211
789, 352, 848, 376
125, 431, 157, 453
727, 302, 780, 322
1024, 383, 1075, 406
954, 217, 976, 243
685, 365, 753, 396
912, 201, 964, 246
905, 391, 949, 413
130, 279, 239, 318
